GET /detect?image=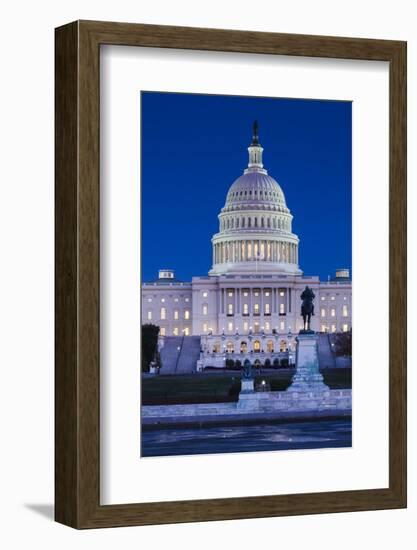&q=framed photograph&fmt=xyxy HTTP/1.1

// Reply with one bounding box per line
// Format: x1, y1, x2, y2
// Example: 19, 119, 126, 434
55, 20, 406, 528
